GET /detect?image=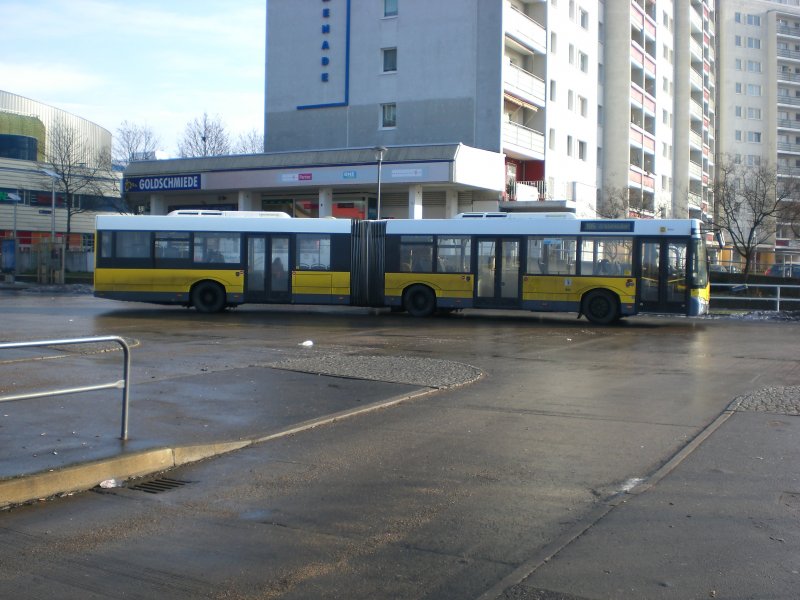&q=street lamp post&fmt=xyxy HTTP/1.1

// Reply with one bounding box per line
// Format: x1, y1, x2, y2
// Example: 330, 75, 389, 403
373, 146, 387, 220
